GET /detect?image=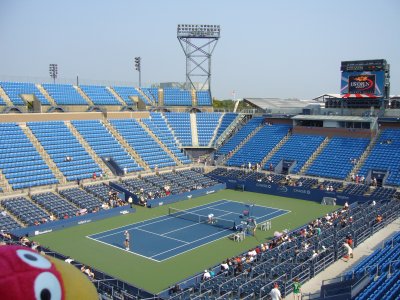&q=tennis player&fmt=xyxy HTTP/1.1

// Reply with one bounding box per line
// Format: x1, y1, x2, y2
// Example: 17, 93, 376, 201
124, 230, 130, 251
208, 213, 215, 224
